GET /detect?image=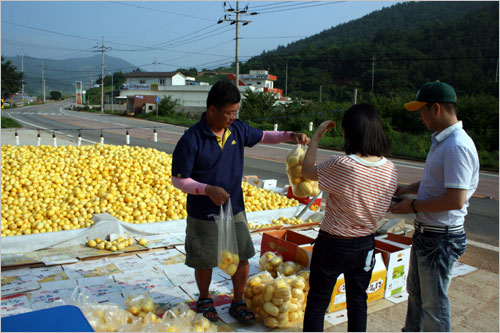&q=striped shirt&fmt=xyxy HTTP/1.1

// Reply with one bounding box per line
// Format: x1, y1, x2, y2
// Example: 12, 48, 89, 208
317, 155, 398, 237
